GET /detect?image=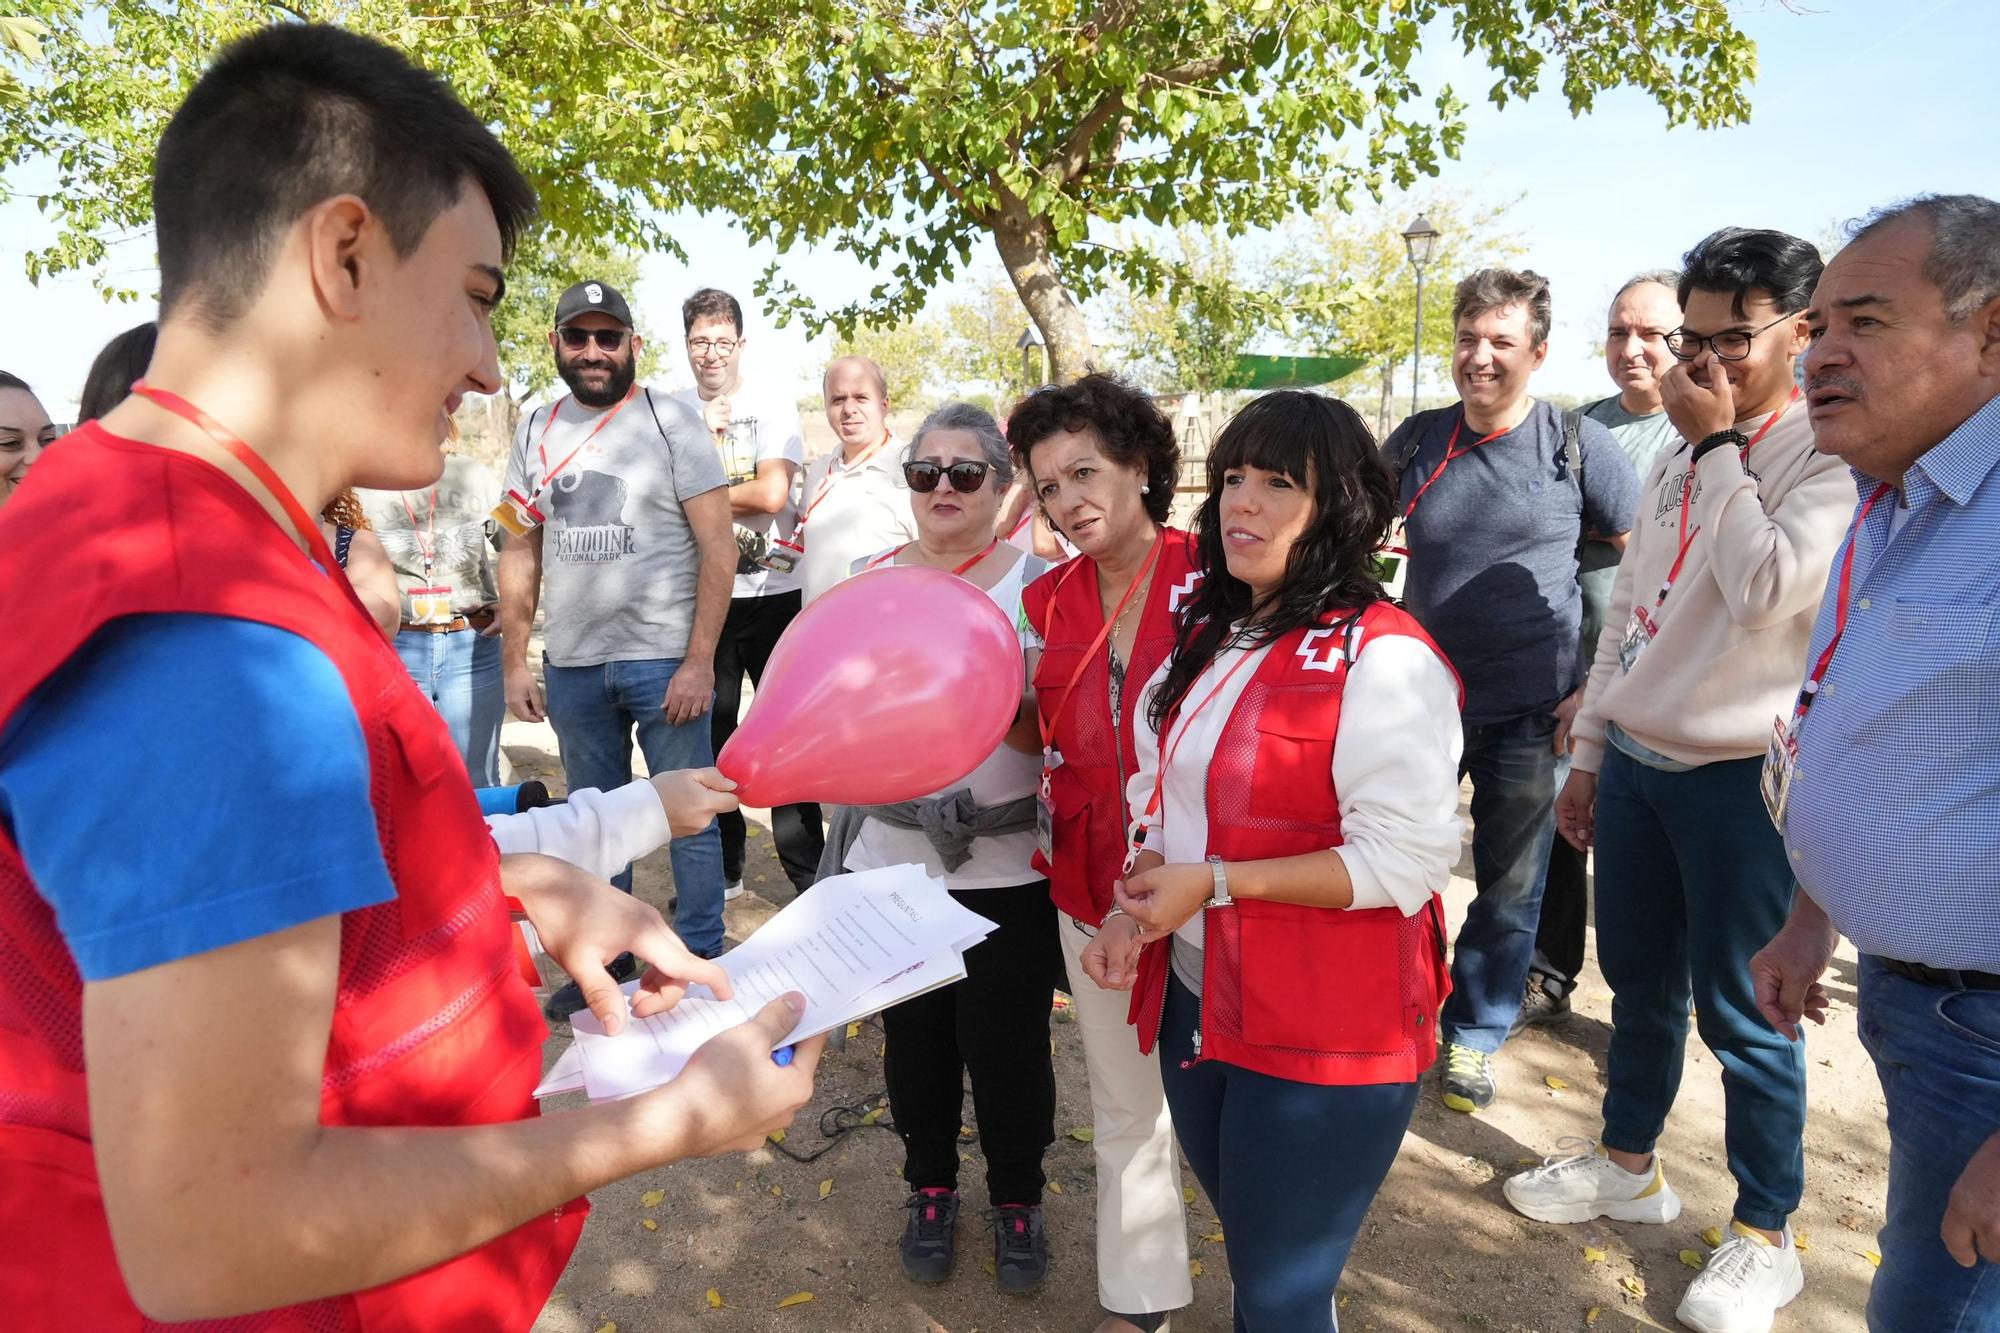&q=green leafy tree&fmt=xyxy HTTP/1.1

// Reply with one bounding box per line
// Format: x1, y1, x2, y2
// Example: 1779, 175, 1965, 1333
1103, 225, 1302, 394
4, 1, 1759, 385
